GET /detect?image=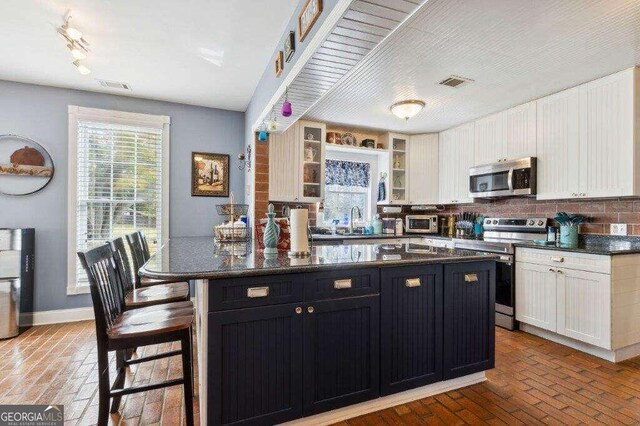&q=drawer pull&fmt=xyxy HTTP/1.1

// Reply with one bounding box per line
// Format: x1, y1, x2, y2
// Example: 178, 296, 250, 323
247, 286, 269, 298
334, 279, 352, 289
551, 256, 564, 263
405, 278, 421, 288
464, 273, 479, 283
